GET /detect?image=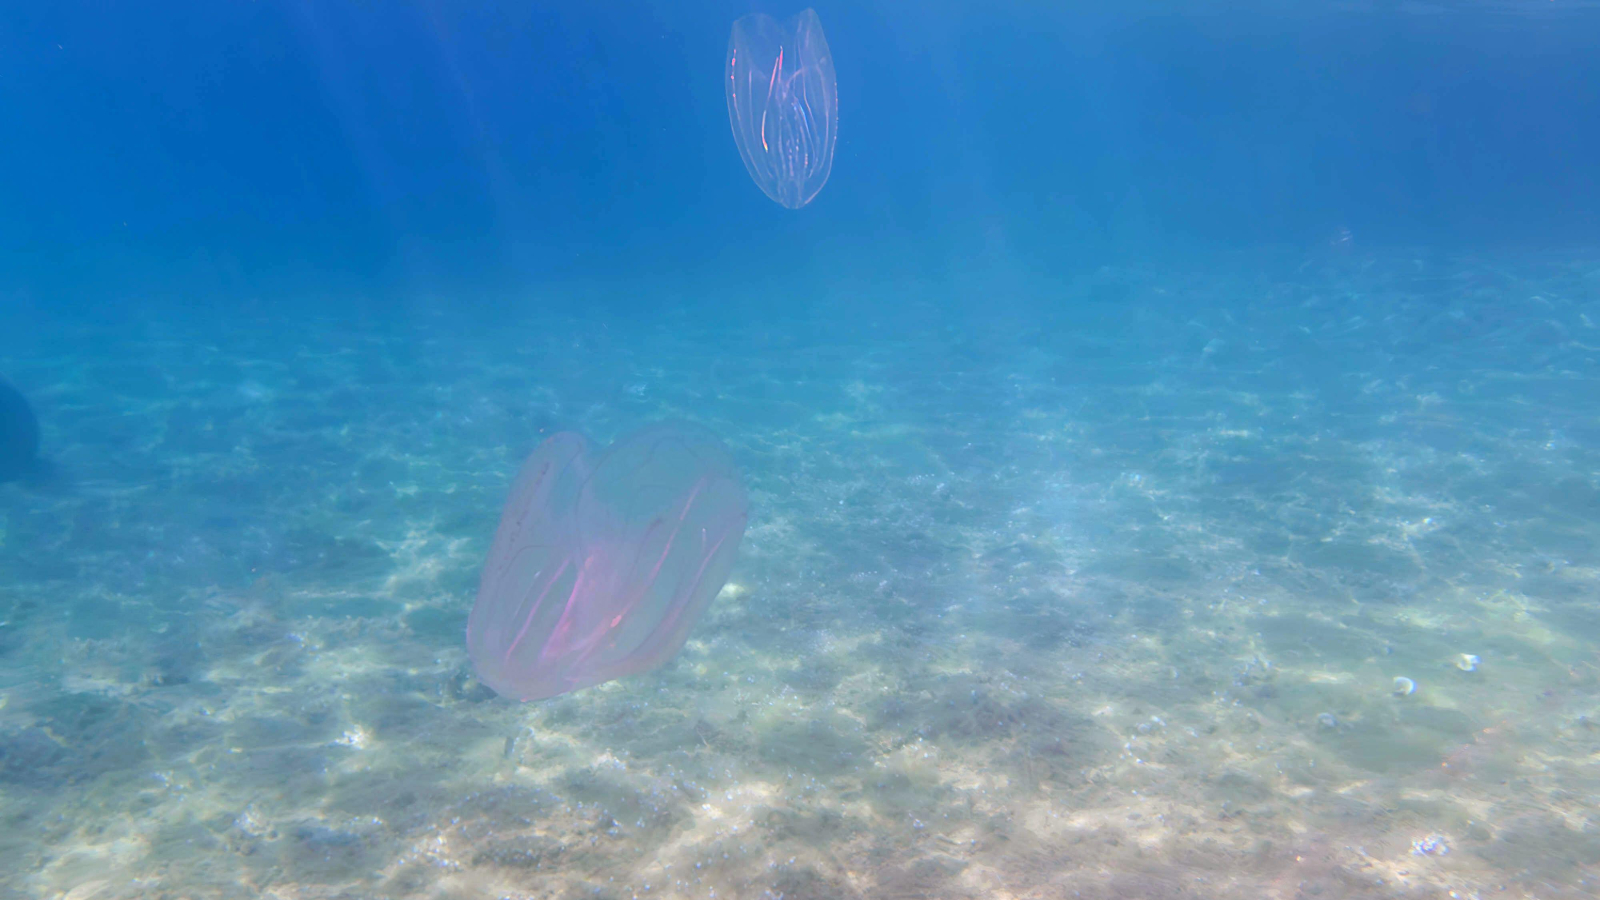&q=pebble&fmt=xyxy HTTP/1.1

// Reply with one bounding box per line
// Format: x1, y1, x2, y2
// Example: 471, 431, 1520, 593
1411, 835, 1450, 856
